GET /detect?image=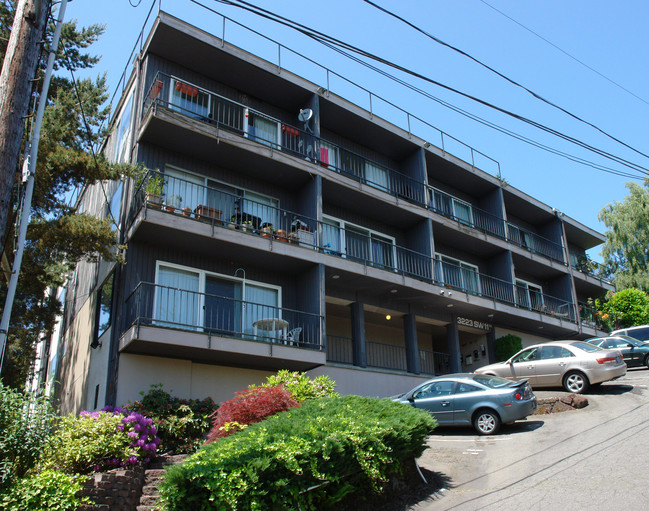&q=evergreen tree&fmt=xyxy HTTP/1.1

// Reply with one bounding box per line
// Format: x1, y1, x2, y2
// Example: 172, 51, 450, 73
0, 4, 134, 388
598, 179, 649, 292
